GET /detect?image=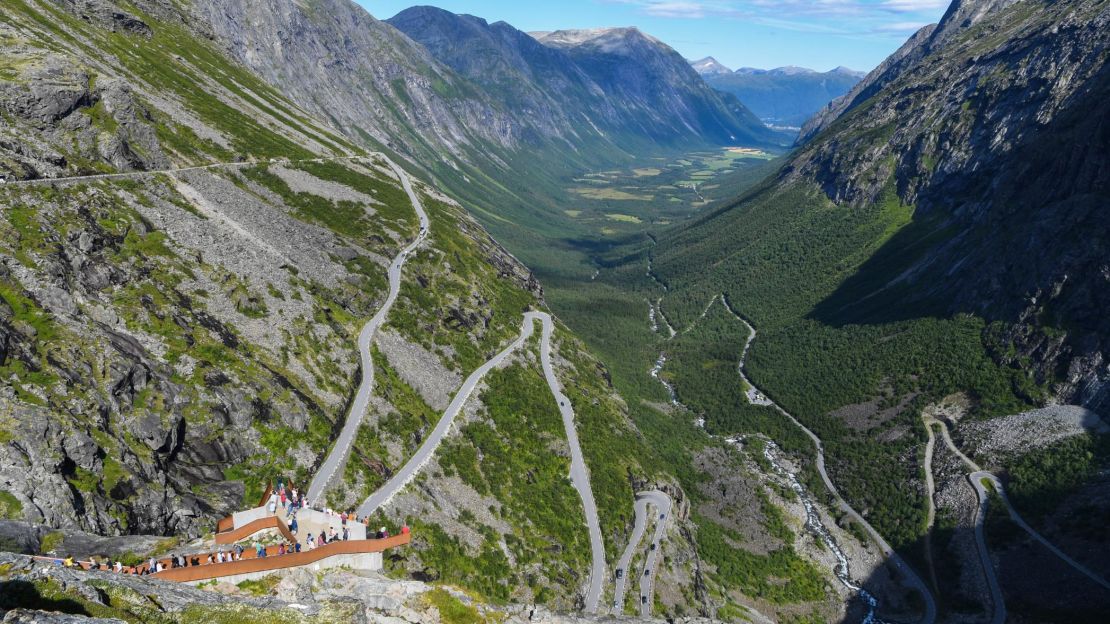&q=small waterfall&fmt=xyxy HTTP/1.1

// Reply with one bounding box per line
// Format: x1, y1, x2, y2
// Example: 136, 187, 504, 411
650, 353, 678, 405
